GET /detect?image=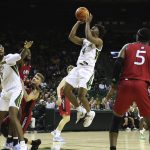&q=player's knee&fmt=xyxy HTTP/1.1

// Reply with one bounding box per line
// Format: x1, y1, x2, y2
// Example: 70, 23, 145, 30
63, 116, 70, 123
109, 115, 122, 133
66, 116, 70, 122
78, 93, 86, 101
